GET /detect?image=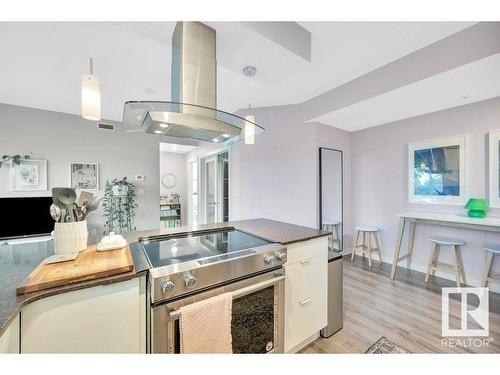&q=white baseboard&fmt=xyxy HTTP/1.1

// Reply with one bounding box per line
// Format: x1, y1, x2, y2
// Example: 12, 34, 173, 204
350, 253, 500, 294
